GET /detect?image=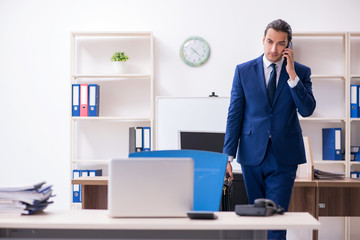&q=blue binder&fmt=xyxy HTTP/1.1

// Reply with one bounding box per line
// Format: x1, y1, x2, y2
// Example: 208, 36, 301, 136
88, 84, 100, 117
142, 127, 151, 151
88, 169, 102, 177
351, 171, 360, 178
72, 84, 80, 117
322, 128, 342, 160
354, 153, 360, 162
351, 84, 358, 118
351, 146, 360, 154
72, 170, 81, 203
80, 170, 89, 177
